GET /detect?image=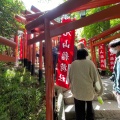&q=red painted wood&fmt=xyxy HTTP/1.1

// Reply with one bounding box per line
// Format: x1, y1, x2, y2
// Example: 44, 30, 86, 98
15, 15, 26, 24
17, 0, 120, 119
50, 4, 120, 38
27, 4, 120, 46
23, 30, 27, 60
93, 33, 120, 46
25, 12, 44, 21
32, 34, 37, 64
44, 18, 53, 120
0, 54, 16, 62
39, 41, 42, 69
89, 24, 120, 42
70, 0, 120, 12
21, 10, 32, 15
0, 36, 16, 62
21, 35, 25, 60
25, 0, 90, 31
27, 34, 30, 61
14, 35, 18, 62
0, 36, 16, 48
31, 5, 41, 12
